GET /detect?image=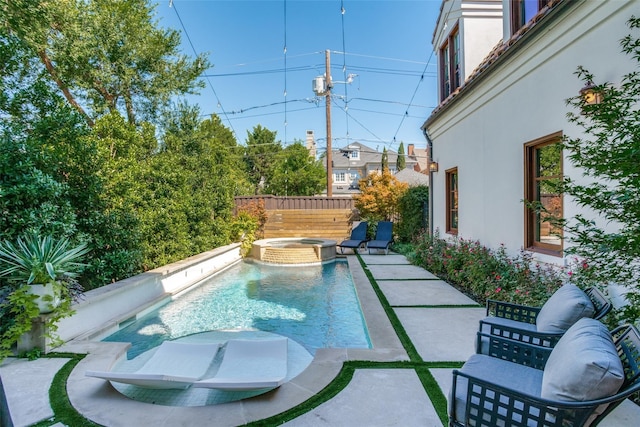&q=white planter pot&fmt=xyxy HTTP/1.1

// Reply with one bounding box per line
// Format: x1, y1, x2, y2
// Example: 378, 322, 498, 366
28, 283, 60, 314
